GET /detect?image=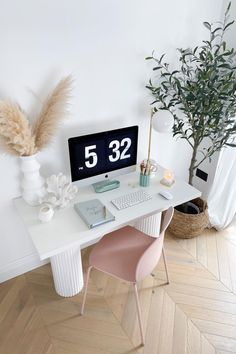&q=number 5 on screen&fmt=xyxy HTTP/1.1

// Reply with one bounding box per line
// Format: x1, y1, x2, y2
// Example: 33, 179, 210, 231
85, 145, 98, 168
